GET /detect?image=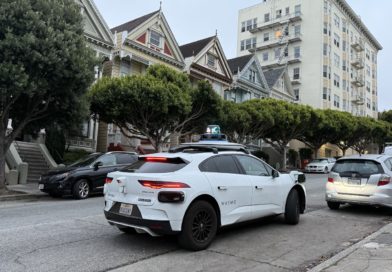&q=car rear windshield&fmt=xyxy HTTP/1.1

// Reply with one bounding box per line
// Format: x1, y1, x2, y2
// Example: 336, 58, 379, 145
332, 159, 384, 178
123, 157, 187, 173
